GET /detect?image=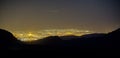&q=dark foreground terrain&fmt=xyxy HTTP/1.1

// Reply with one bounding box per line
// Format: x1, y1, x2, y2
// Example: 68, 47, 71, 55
0, 28, 120, 56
